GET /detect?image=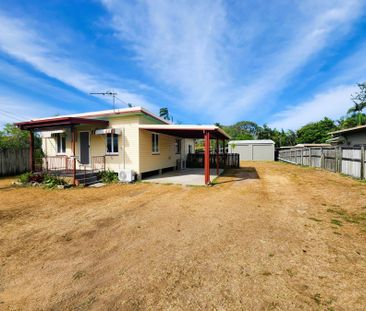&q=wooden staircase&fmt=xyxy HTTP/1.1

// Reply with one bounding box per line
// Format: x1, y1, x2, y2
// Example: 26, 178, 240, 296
76, 171, 100, 186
